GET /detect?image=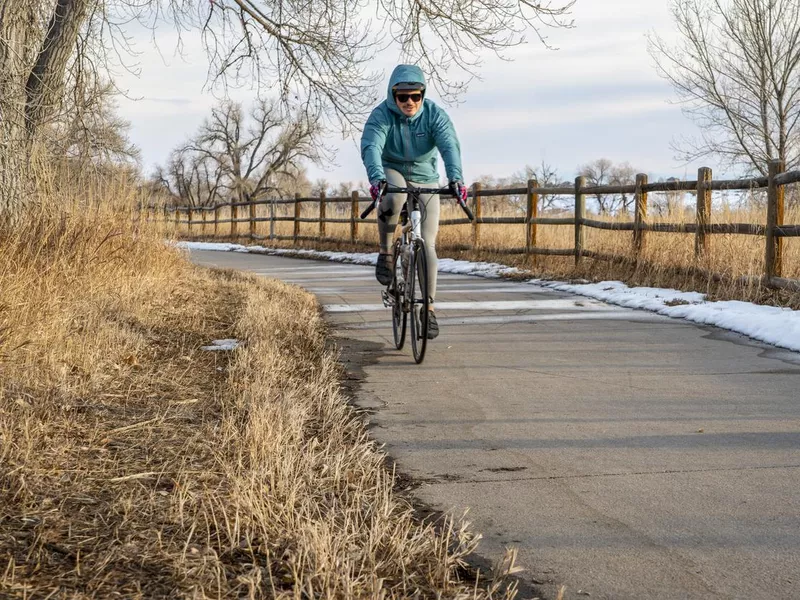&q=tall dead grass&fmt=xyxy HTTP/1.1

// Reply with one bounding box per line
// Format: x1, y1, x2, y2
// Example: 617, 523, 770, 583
1, 182, 517, 597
